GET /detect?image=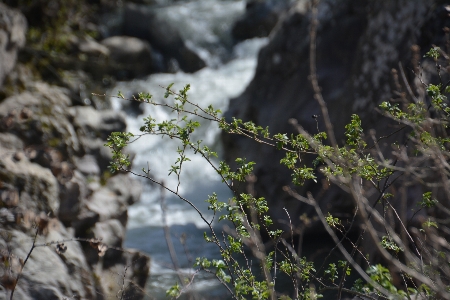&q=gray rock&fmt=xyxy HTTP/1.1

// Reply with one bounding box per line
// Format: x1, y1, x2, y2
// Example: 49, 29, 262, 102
92, 219, 125, 248
101, 35, 155, 79
0, 225, 96, 300
74, 155, 101, 176
86, 187, 128, 223
70, 105, 128, 173
71, 210, 100, 237
107, 173, 142, 206
0, 4, 149, 297
70, 34, 110, 58
123, 3, 206, 73
70, 105, 126, 141
92, 219, 125, 262
0, 3, 27, 89
0, 83, 80, 157
85, 174, 141, 226
0, 133, 24, 150
77, 136, 114, 173
0, 145, 59, 215
97, 249, 150, 300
